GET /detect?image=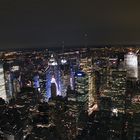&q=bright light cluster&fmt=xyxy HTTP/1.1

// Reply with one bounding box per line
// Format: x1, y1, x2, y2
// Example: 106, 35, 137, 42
124, 52, 138, 78
0, 65, 7, 100
125, 52, 138, 67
